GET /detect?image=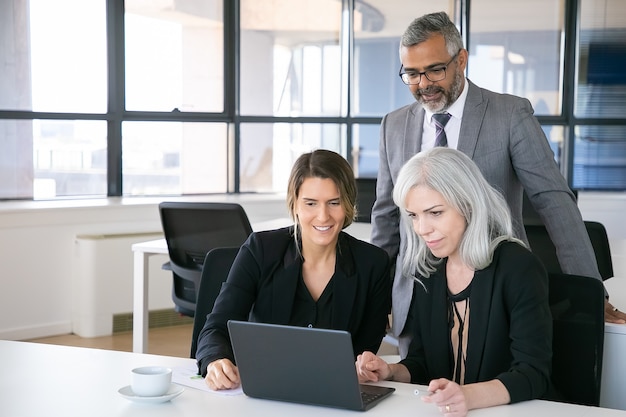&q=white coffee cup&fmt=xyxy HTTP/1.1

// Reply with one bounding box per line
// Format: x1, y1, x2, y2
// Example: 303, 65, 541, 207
130, 366, 172, 397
